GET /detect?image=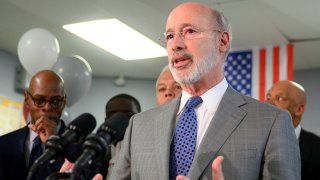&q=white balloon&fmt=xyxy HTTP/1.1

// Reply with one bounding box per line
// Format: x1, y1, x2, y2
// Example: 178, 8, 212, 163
61, 107, 72, 125
53, 55, 92, 107
18, 28, 60, 75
